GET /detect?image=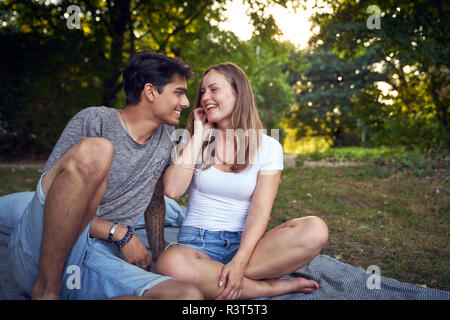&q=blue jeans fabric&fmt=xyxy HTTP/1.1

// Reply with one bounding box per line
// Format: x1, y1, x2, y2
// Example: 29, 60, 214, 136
7, 174, 173, 299
0, 192, 185, 235
0, 191, 35, 235
177, 226, 242, 265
